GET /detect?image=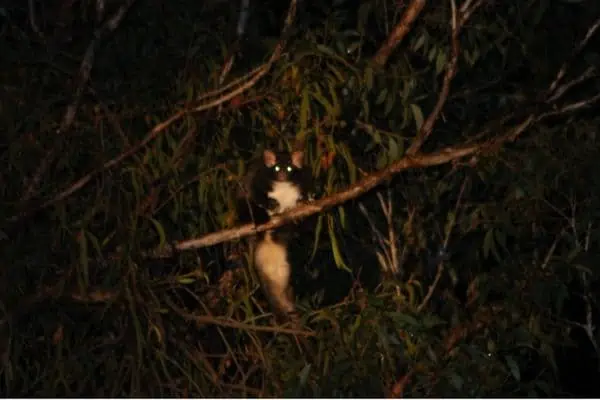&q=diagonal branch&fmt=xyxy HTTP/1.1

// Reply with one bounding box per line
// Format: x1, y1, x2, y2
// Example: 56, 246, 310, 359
173, 116, 533, 253
416, 175, 469, 313
371, 0, 426, 68
547, 15, 600, 95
